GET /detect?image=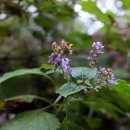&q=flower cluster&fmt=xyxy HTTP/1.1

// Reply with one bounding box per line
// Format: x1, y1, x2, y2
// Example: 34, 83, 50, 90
88, 42, 104, 67
99, 67, 117, 85
48, 40, 73, 75
87, 42, 117, 92
51, 40, 73, 55
48, 40, 117, 94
